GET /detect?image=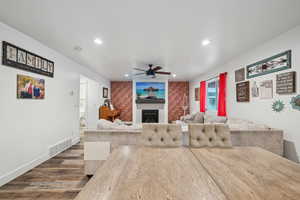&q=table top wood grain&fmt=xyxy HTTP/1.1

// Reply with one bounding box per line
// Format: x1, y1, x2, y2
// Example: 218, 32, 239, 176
75, 146, 300, 200
191, 147, 300, 200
